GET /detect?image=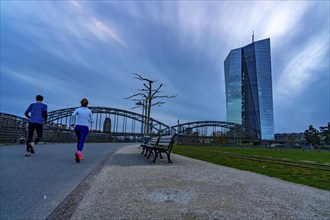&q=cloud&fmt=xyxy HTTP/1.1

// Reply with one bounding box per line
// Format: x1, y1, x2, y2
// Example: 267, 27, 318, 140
89, 17, 127, 47
259, 2, 310, 42
0, 1, 329, 133
69, 0, 82, 10
4, 71, 36, 86
275, 33, 329, 100
65, 1, 128, 47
